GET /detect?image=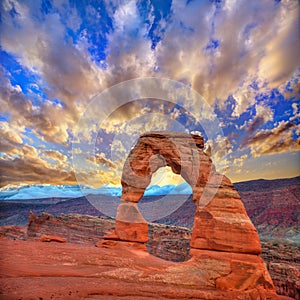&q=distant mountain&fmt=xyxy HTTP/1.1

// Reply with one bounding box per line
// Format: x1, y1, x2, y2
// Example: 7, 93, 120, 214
156, 176, 300, 245
234, 176, 300, 245
0, 183, 192, 200
0, 176, 299, 244
0, 184, 121, 200
234, 176, 300, 192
